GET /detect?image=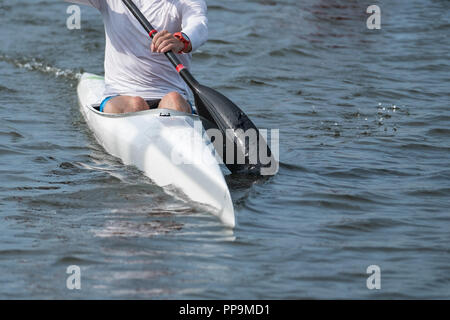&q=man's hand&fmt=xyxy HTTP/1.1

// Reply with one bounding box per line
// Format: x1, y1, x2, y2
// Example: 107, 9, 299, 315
151, 30, 190, 53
